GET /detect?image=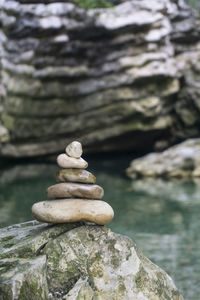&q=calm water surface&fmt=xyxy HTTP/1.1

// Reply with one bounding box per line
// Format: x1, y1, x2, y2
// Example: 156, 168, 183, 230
0, 154, 200, 299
